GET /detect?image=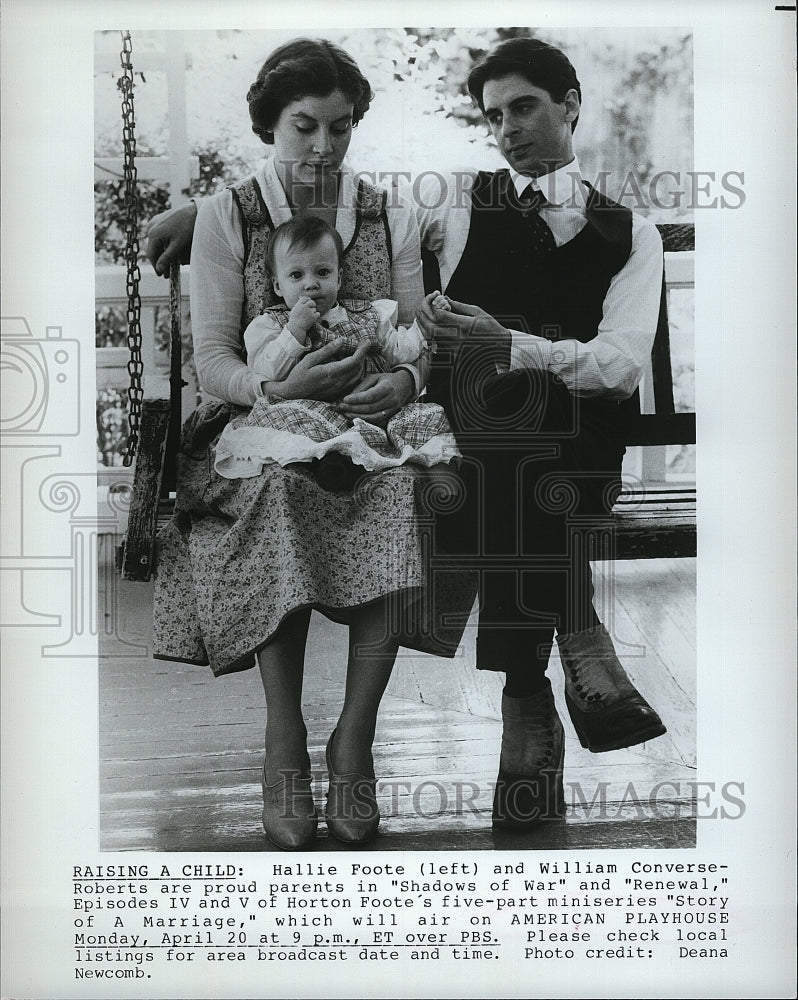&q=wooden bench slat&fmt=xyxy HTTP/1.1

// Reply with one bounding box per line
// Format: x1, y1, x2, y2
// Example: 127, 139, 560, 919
657, 223, 695, 252
617, 511, 696, 521
611, 526, 697, 560
616, 491, 697, 509
617, 496, 697, 506
121, 399, 171, 582
612, 504, 695, 524
624, 412, 695, 447
165, 265, 184, 495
